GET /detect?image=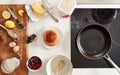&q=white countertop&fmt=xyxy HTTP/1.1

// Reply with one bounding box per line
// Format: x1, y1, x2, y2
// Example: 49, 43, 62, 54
0, 0, 120, 75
